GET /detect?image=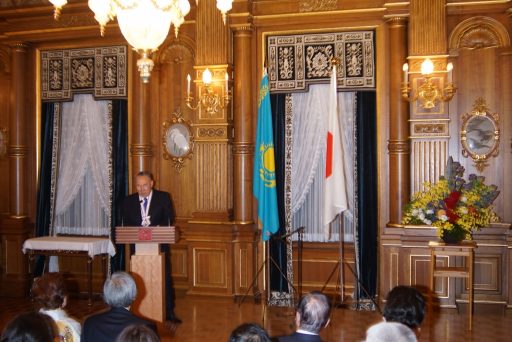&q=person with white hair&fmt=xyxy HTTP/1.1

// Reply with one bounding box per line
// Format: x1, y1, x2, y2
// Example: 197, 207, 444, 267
276, 292, 331, 342
364, 321, 417, 342
82, 272, 158, 342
